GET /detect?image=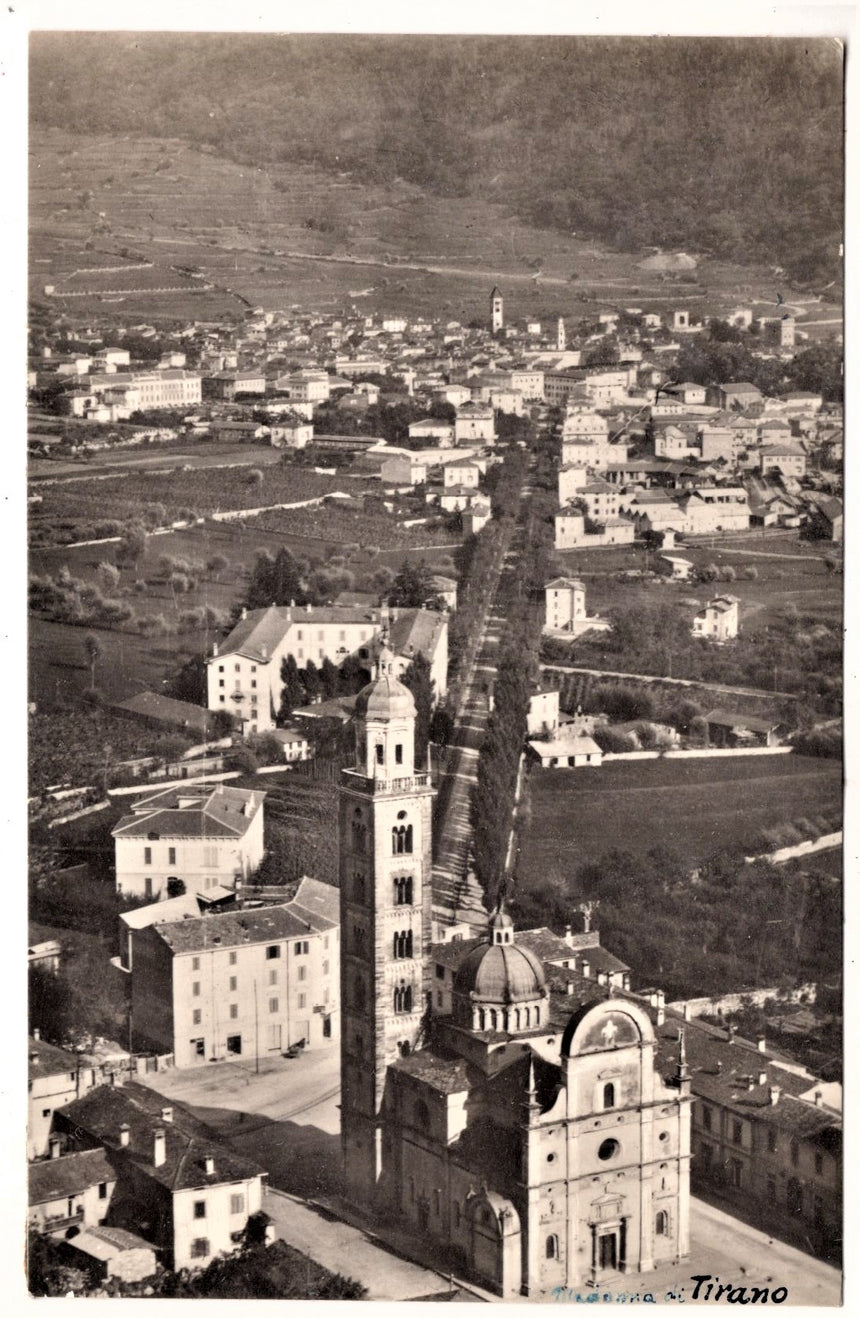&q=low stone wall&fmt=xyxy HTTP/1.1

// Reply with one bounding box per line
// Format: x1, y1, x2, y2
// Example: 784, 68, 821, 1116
745, 831, 842, 866
669, 983, 819, 1018
603, 746, 792, 762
